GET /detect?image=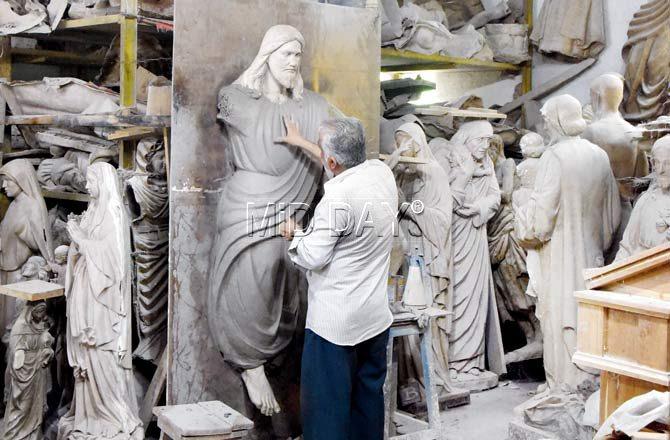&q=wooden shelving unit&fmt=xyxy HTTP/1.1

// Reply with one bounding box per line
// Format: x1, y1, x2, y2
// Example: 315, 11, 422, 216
381, 0, 533, 95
